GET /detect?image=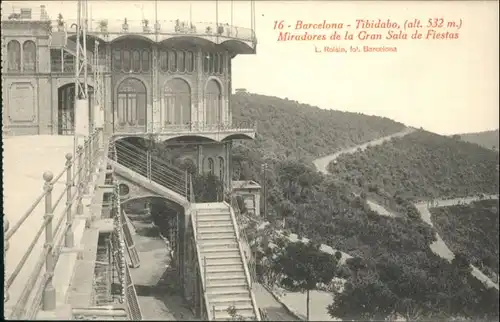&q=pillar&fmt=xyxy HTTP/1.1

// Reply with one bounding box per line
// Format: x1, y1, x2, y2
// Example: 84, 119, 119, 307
197, 145, 204, 175
152, 45, 160, 132
254, 191, 261, 217
225, 142, 232, 190
196, 50, 204, 126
